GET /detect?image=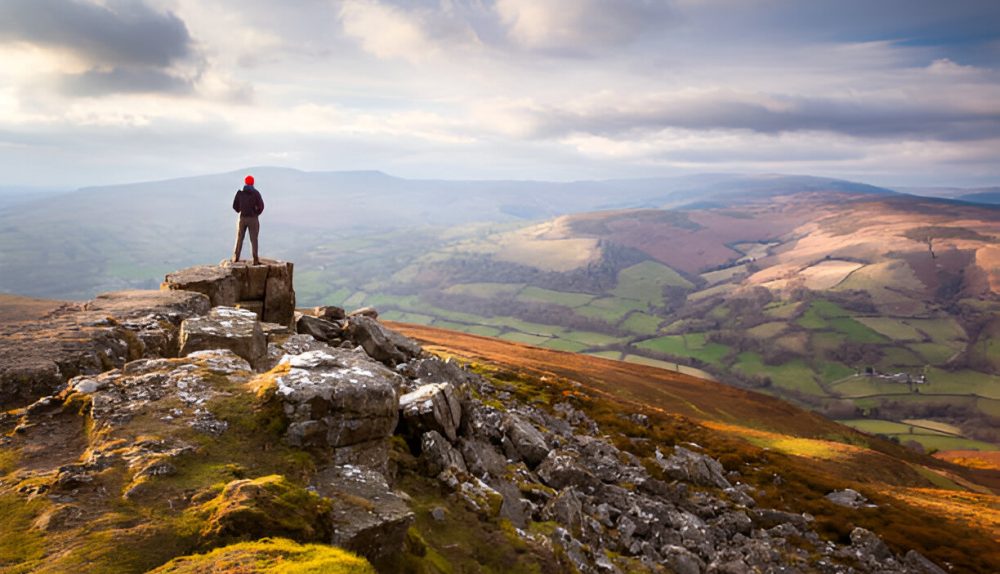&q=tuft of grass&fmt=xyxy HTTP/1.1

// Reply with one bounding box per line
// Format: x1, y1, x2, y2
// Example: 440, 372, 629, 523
147, 538, 375, 573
